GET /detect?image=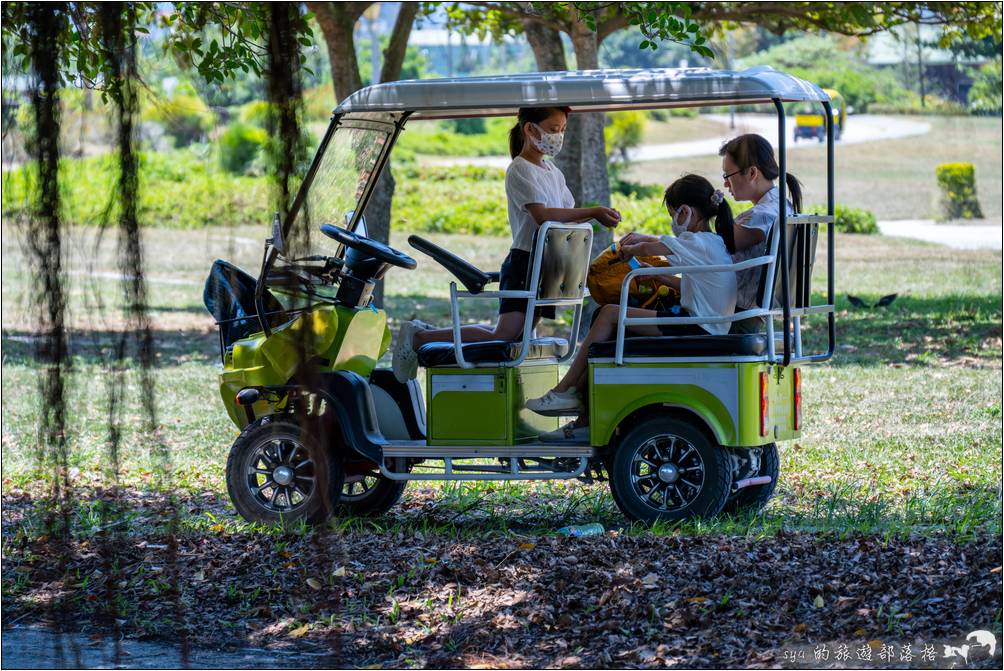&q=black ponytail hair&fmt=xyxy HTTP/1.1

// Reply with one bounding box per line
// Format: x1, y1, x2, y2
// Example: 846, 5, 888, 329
663, 173, 736, 254
718, 133, 803, 212
509, 106, 571, 158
